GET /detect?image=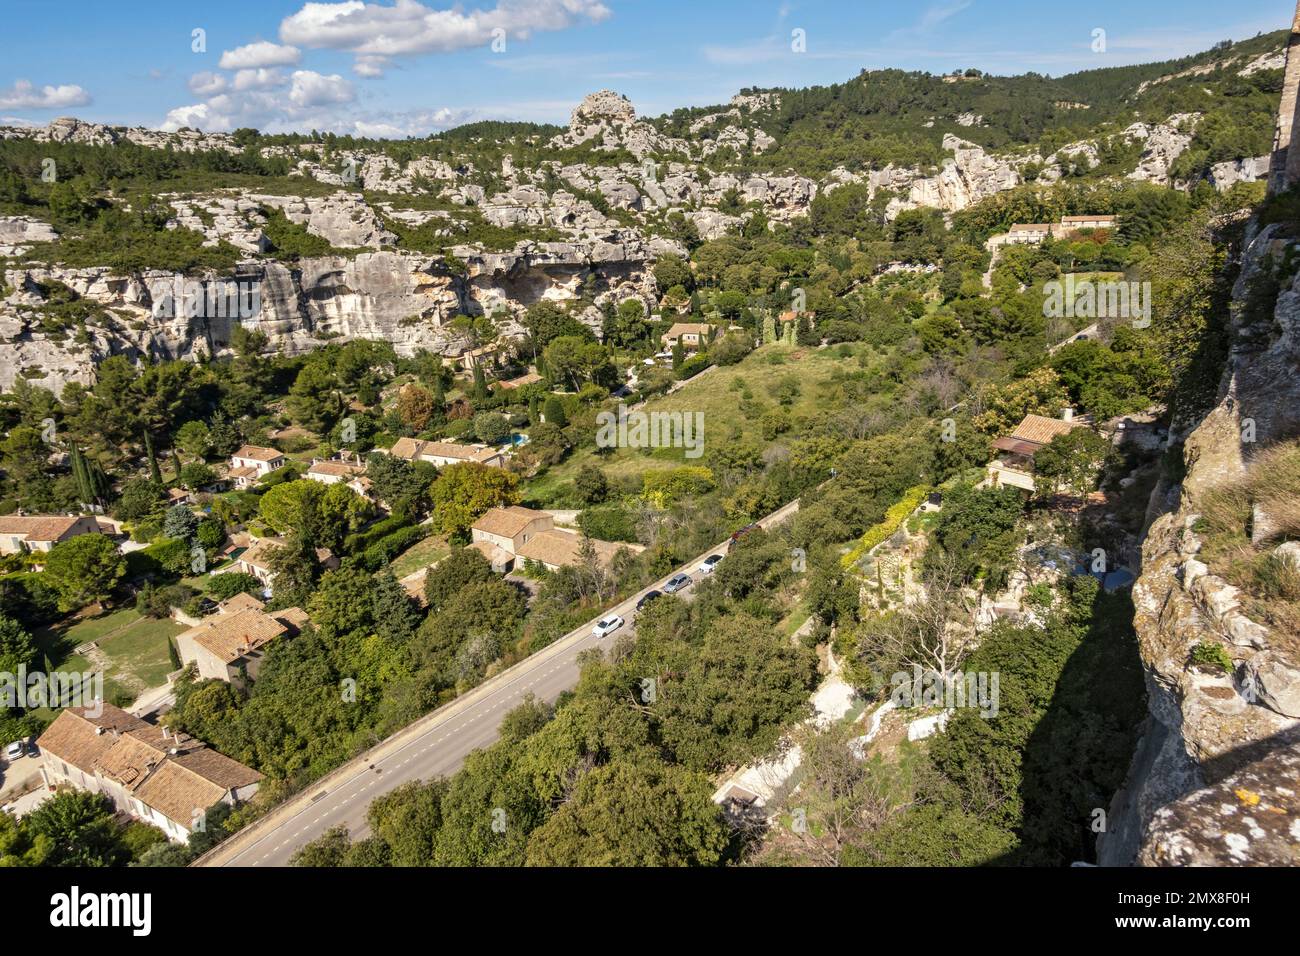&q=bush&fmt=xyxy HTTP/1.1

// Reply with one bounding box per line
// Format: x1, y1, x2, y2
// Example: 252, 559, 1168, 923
136, 583, 197, 618
125, 537, 190, 580
358, 525, 430, 572
841, 486, 930, 569
1190, 641, 1234, 674
206, 572, 263, 601
676, 353, 711, 380
578, 504, 639, 543
343, 514, 413, 554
